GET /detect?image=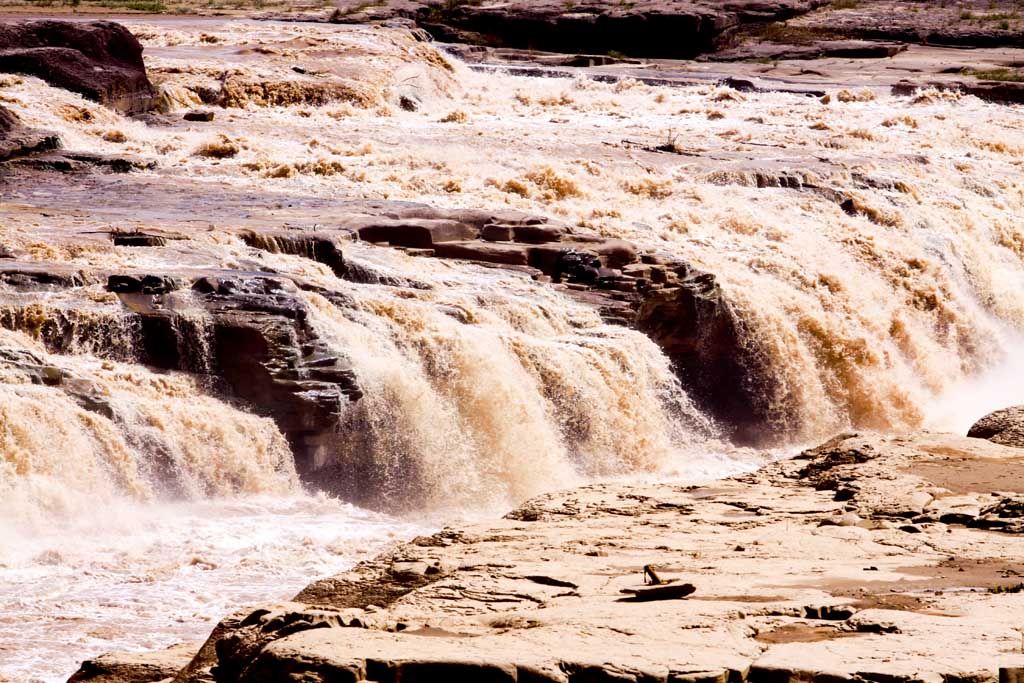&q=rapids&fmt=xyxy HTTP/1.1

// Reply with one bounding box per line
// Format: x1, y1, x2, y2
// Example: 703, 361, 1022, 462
1, 15, 1023, 683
